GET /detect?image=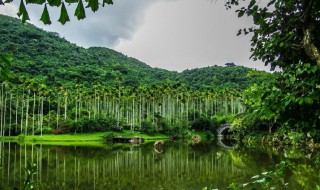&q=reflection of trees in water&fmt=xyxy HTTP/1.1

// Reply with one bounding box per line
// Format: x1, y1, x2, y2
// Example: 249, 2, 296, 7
0, 142, 319, 189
